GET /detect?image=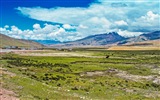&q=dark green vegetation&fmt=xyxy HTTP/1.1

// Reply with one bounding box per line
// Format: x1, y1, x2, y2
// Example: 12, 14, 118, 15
1, 50, 160, 100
